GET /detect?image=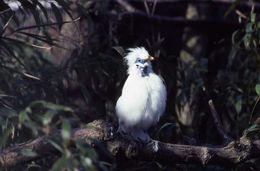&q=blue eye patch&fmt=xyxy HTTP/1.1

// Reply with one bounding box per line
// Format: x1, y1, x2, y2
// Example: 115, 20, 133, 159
135, 58, 146, 64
